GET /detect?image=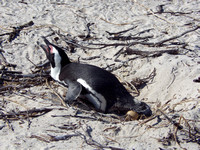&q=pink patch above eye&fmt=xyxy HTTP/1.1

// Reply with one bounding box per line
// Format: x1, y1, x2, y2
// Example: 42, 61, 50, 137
49, 45, 53, 54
